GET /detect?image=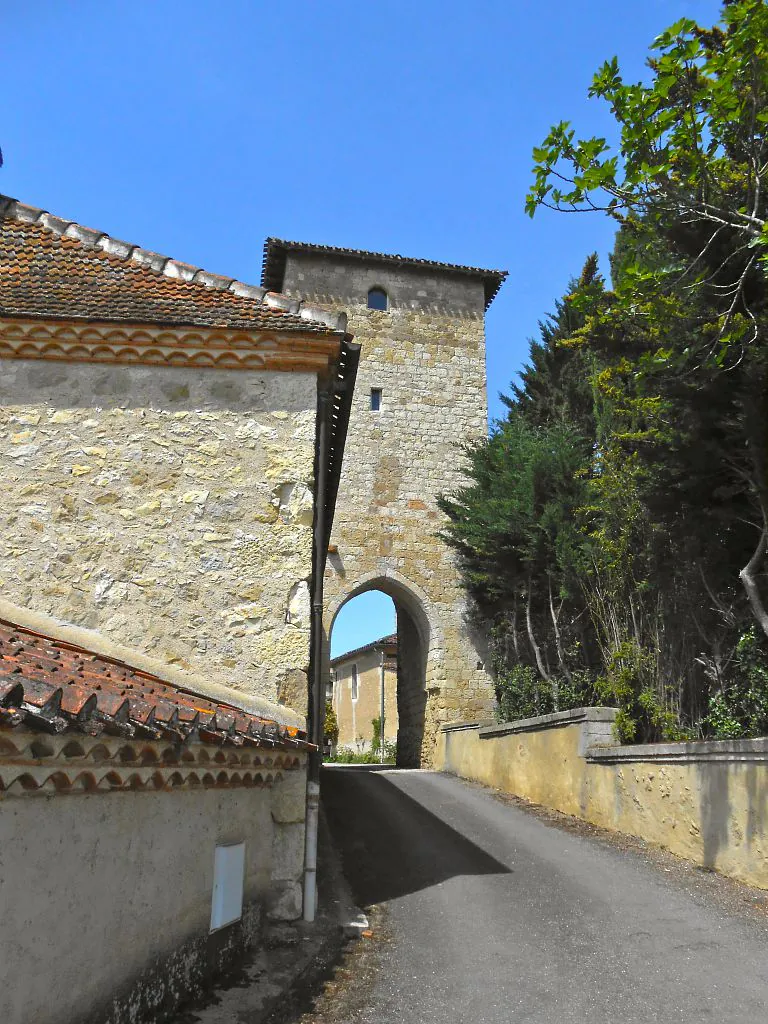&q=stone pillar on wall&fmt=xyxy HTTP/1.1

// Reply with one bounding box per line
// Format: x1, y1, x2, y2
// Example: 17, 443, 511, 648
272, 245, 505, 765
268, 767, 307, 920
